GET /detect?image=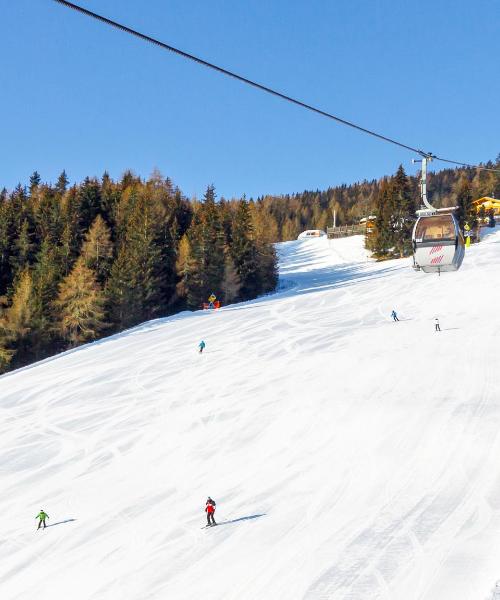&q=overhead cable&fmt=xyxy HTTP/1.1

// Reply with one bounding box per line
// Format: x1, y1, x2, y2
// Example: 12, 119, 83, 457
52, 0, 500, 174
